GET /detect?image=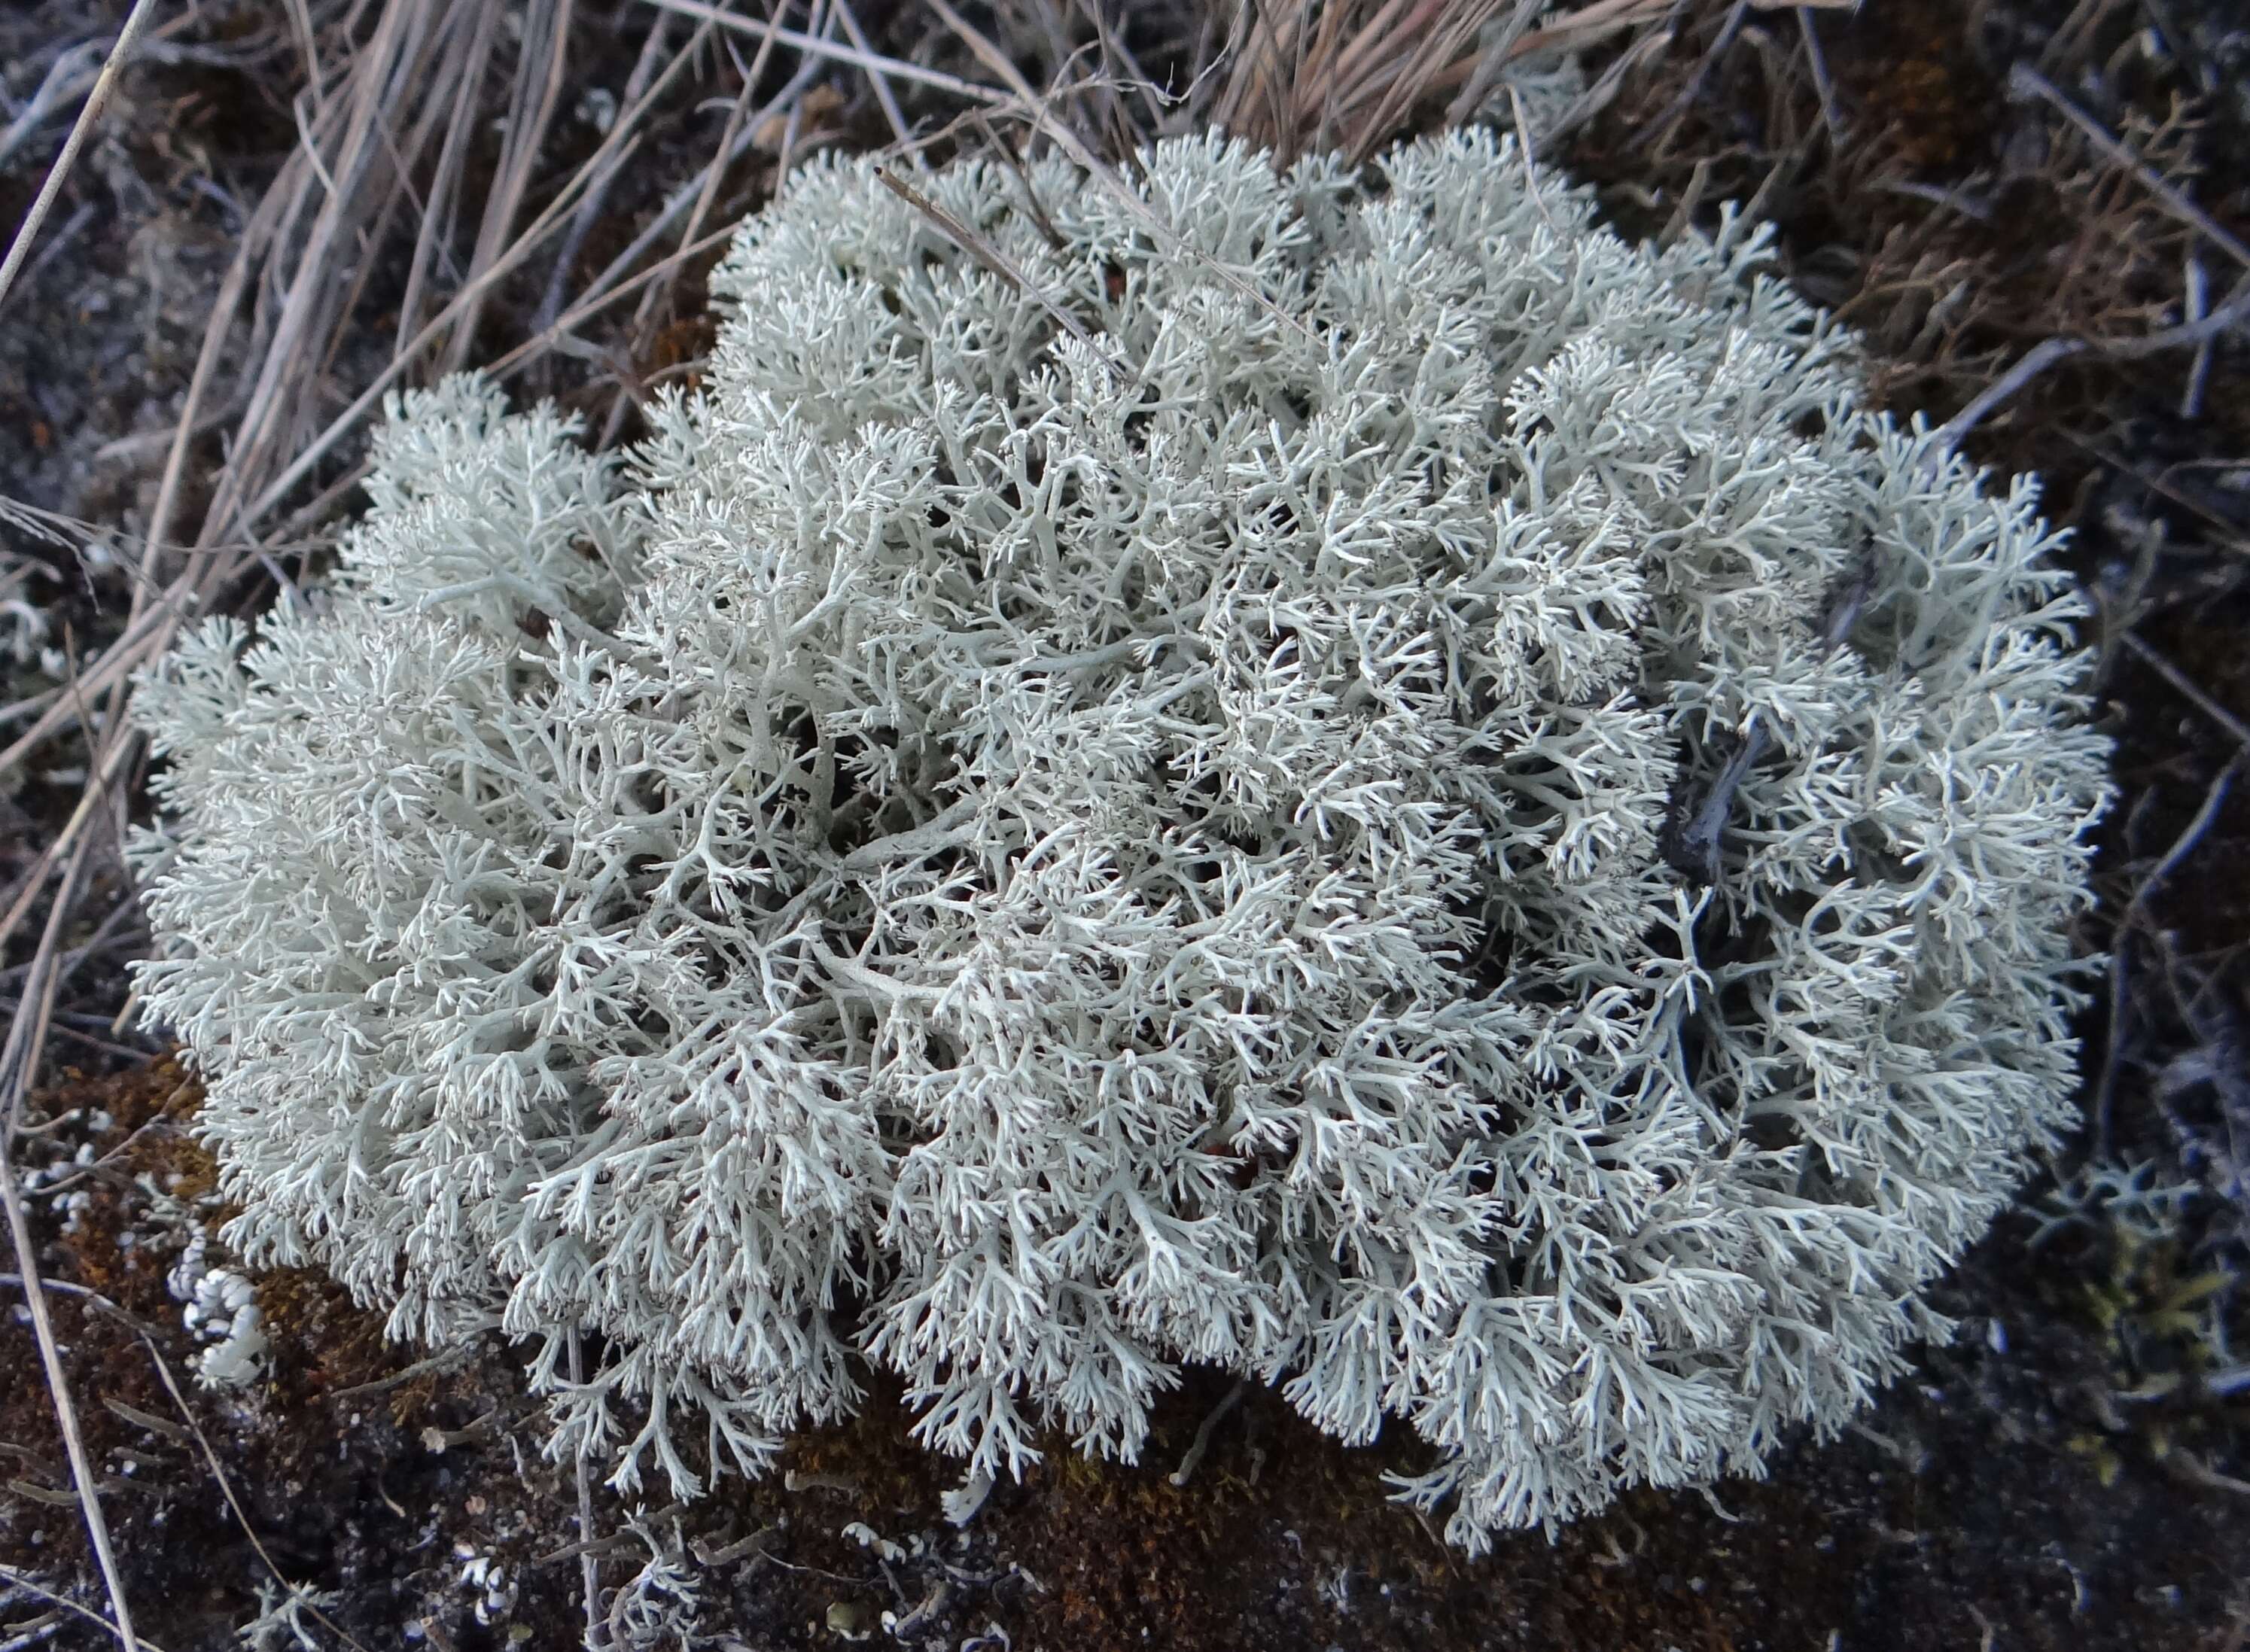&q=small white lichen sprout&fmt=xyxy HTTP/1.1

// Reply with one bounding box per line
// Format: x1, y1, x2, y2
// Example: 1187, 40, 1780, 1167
234, 1578, 343, 1652
129, 129, 2111, 1550
169, 1225, 269, 1391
